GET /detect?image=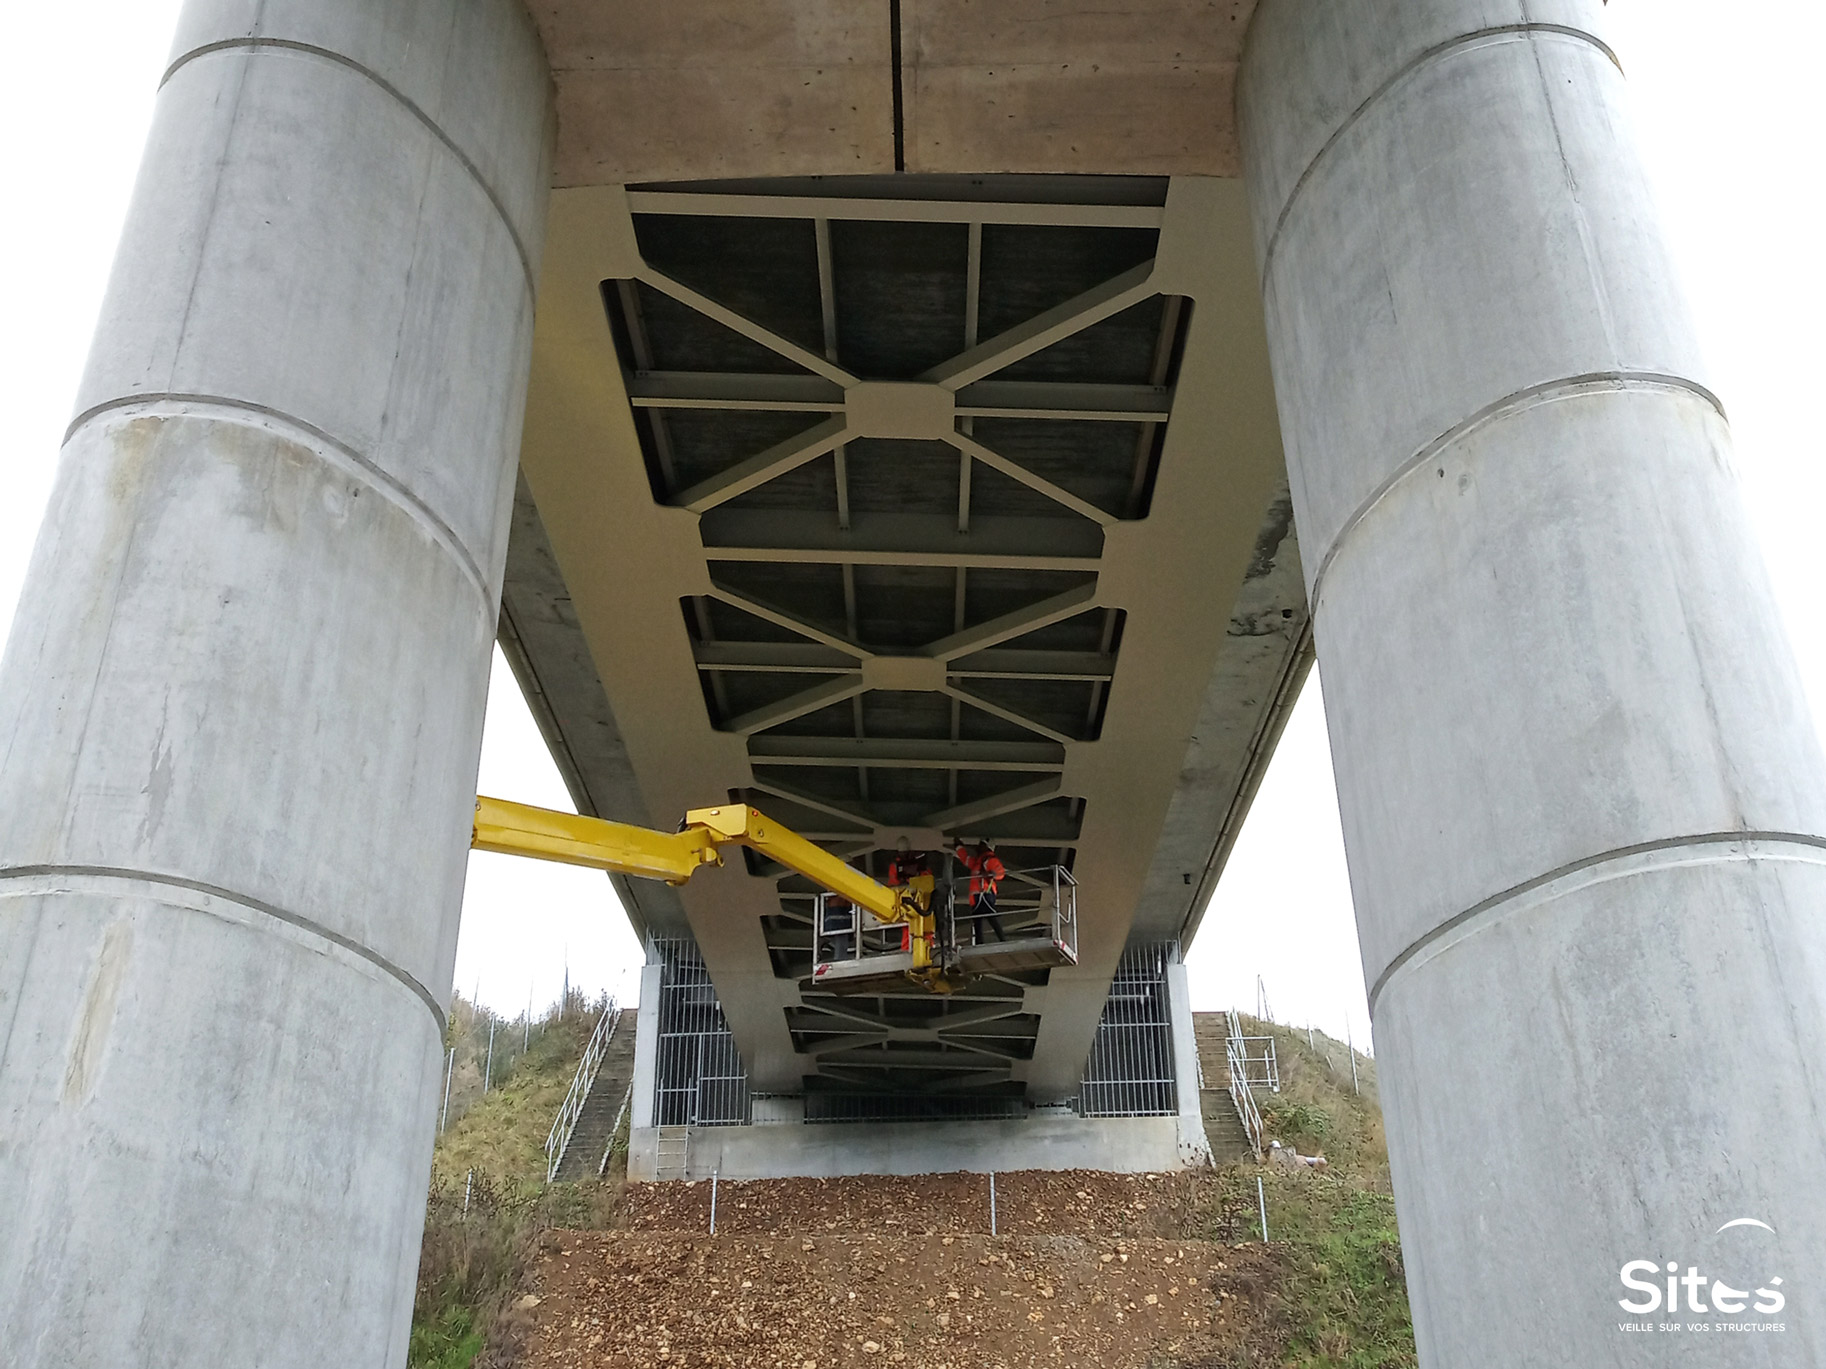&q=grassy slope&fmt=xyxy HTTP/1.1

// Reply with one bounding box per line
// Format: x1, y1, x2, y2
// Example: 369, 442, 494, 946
411, 999, 620, 1368
1199, 1015, 1415, 1369
432, 1011, 598, 1188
